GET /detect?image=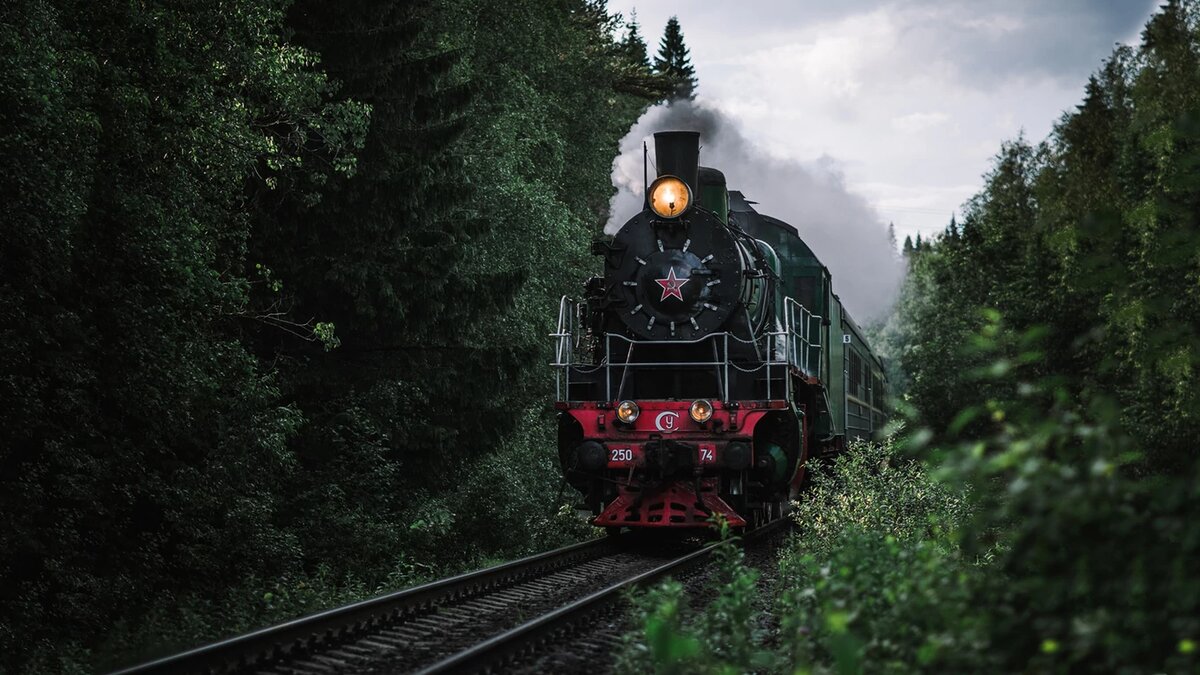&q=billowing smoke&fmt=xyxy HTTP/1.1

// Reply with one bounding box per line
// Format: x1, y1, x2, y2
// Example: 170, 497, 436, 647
606, 101, 903, 322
